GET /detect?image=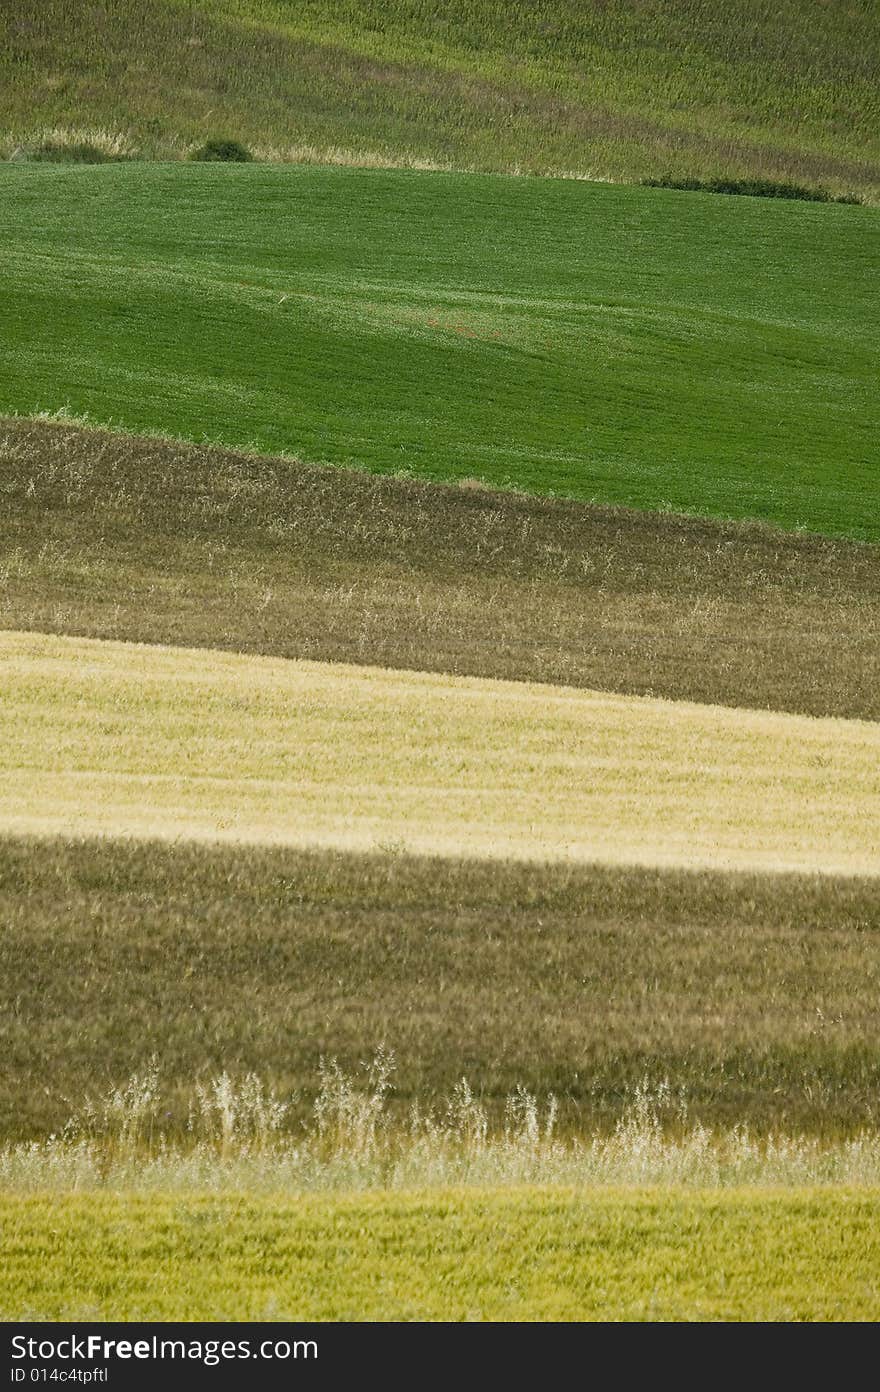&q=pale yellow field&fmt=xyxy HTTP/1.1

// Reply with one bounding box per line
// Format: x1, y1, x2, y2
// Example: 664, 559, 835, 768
1, 629, 878, 873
